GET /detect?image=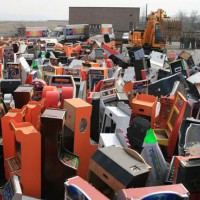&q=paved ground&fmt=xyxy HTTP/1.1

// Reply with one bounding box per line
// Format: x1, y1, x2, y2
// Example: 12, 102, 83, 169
166, 42, 195, 54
